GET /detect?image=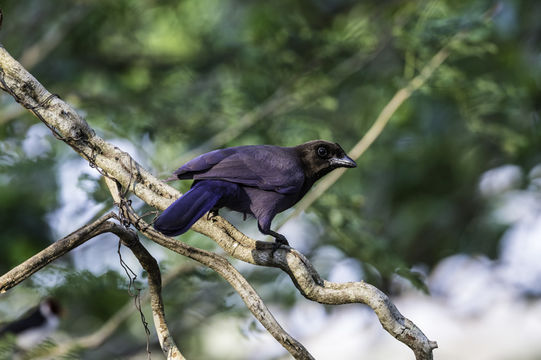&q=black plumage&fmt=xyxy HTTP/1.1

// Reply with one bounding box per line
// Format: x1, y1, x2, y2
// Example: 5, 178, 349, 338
154, 140, 356, 245
0, 298, 62, 350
